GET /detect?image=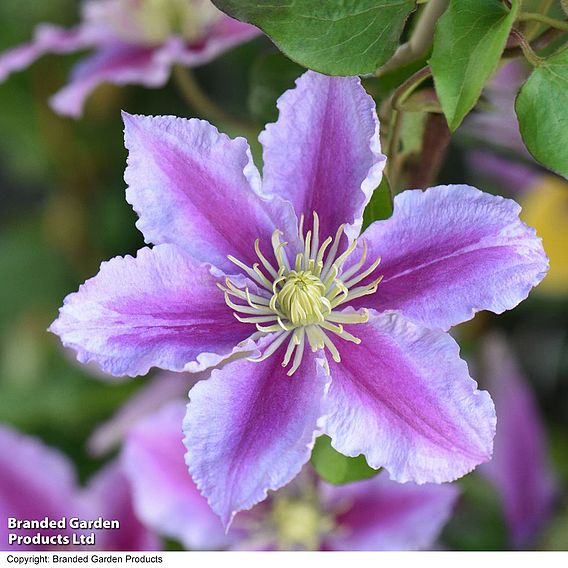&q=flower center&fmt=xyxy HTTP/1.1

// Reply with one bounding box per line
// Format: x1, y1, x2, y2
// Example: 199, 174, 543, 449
220, 212, 383, 375
93, 0, 221, 45
276, 270, 330, 325
270, 497, 333, 551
